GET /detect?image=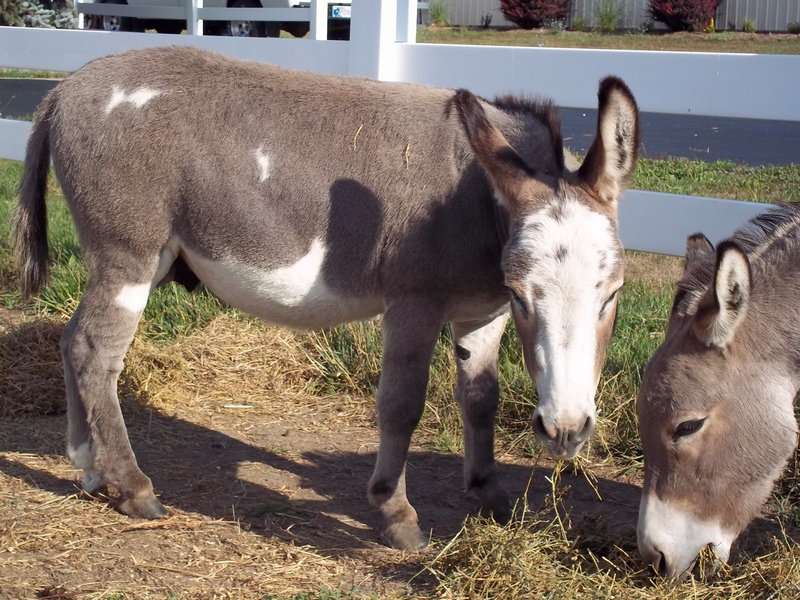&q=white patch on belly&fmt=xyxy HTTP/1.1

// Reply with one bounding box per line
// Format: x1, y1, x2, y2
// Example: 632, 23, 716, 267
115, 283, 151, 313
255, 146, 271, 182
105, 86, 162, 115
182, 238, 381, 329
